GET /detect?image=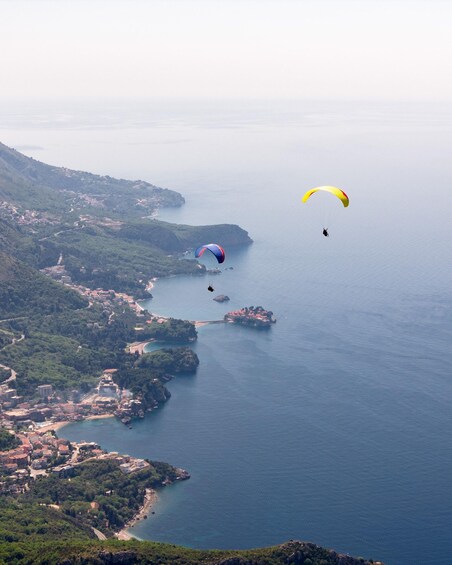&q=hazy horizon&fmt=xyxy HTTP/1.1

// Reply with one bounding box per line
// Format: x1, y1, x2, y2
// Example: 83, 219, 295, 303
1, 0, 451, 102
